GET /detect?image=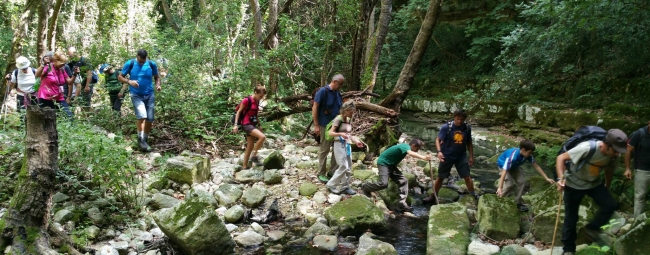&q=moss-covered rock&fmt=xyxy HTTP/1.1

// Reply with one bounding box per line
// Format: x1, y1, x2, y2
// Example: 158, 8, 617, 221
241, 186, 267, 208
364, 175, 413, 211
353, 170, 375, 181
324, 196, 386, 236
153, 197, 235, 255
529, 187, 596, 243
555, 111, 599, 133
213, 184, 243, 207
263, 150, 286, 169
352, 152, 367, 162
458, 194, 477, 210
352, 162, 367, 171
430, 188, 460, 203
180, 150, 211, 181
165, 156, 209, 185
299, 183, 318, 197
224, 205, 245, 223
357, 233, 397, 255
263, 170, 283, 184
427, 203, 470, 255
614, 217, 650, 255
477, 194, 520, 240
500, 244, 531, 255
234, 169, 263, 183
404, 172, 417, 189
576, 246, 609, 255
